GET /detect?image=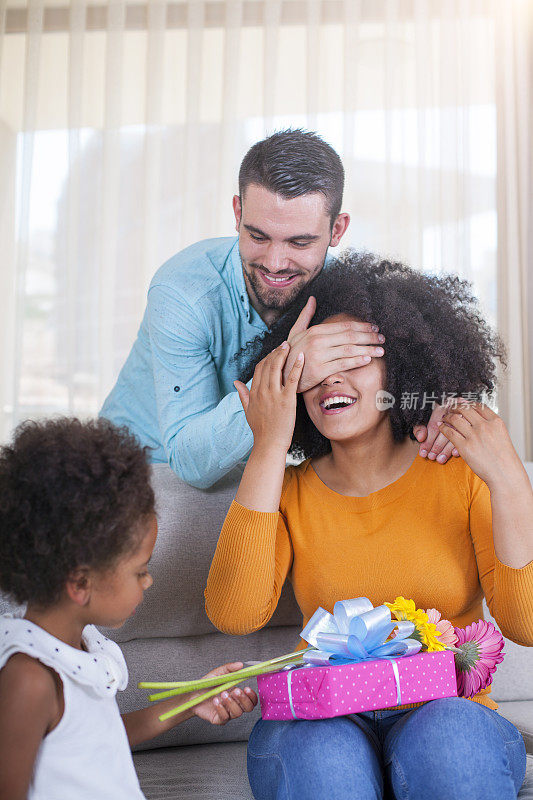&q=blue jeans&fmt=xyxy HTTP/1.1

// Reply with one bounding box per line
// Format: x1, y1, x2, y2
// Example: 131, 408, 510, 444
247, 698, 526, 800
